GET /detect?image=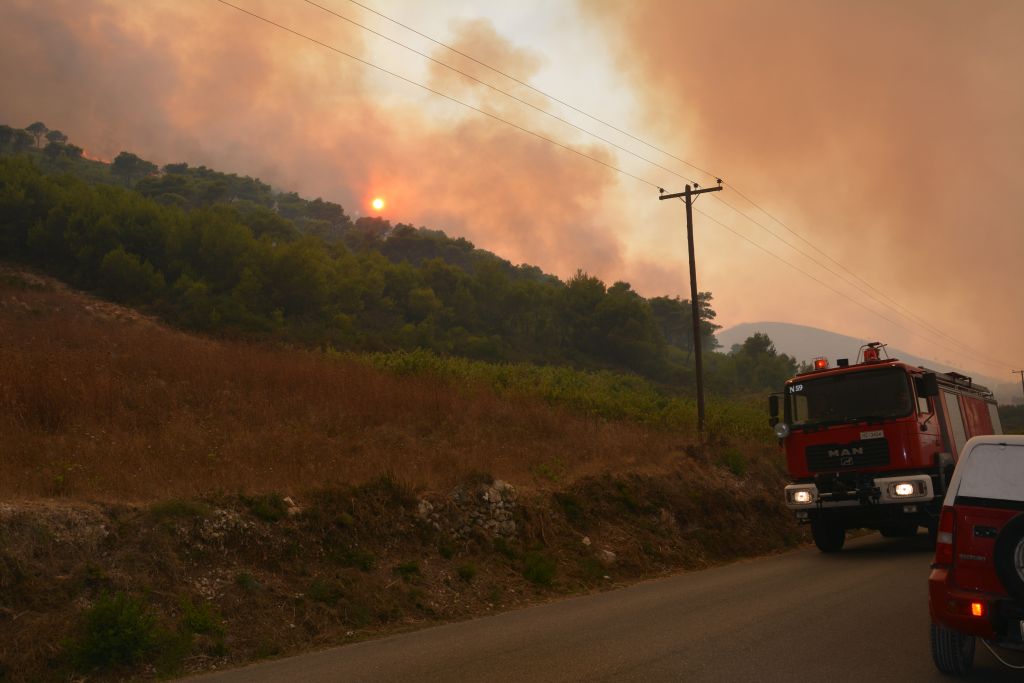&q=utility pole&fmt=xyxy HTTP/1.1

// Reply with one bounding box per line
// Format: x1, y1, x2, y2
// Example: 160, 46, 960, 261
659, 180, 722, 438
1014, 370, 1024, 404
